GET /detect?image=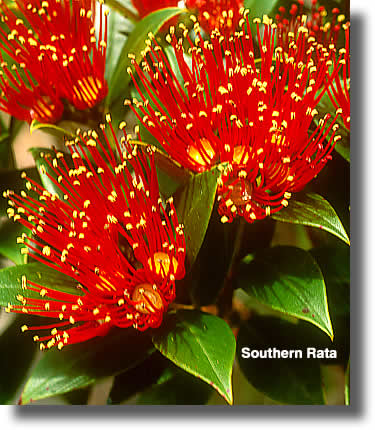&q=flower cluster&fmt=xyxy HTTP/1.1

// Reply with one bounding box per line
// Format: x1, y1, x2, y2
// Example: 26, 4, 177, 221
275, 0, 346, 51
0, 0, 108, 124
127, 12, 343, 223
4, 117, 186, 349
186, 0, 243, 35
